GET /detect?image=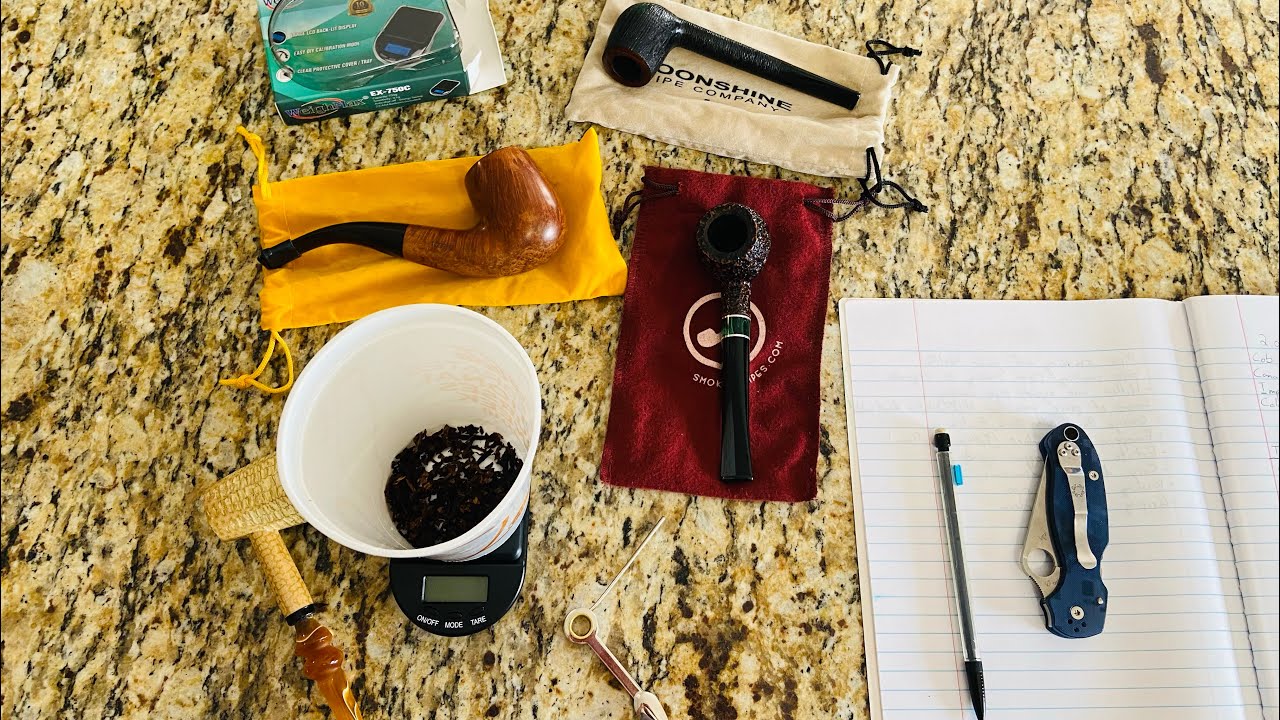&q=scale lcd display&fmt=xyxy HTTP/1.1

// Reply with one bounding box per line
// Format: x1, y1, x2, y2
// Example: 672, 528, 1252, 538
423, 576, 488, 603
